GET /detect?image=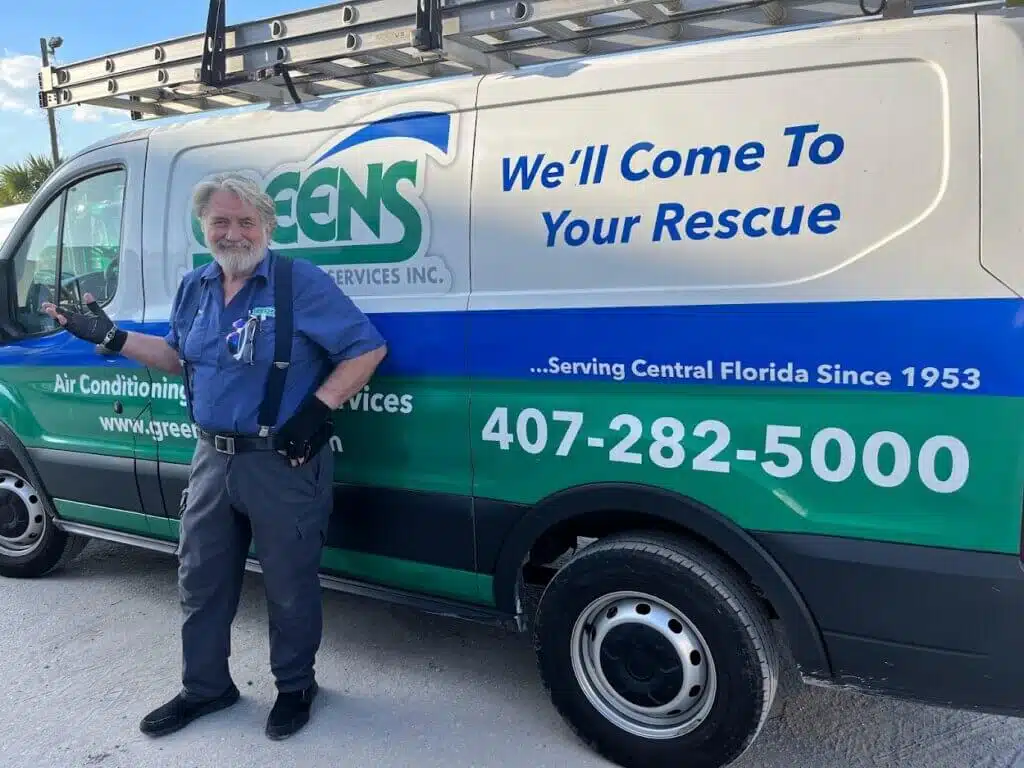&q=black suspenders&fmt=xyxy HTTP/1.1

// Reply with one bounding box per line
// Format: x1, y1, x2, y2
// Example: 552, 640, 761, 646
177, 252, 294, 437
178, 281, 204, 426
256, 253, 293, 437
